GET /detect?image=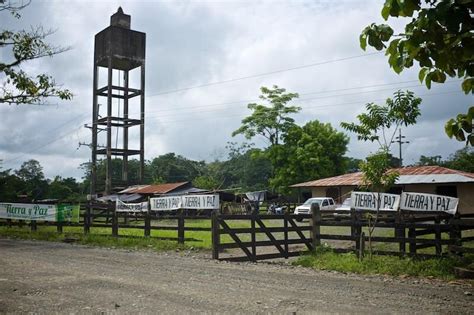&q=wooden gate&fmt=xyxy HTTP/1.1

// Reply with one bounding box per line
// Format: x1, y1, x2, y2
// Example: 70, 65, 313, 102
211, 212, 318, 262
